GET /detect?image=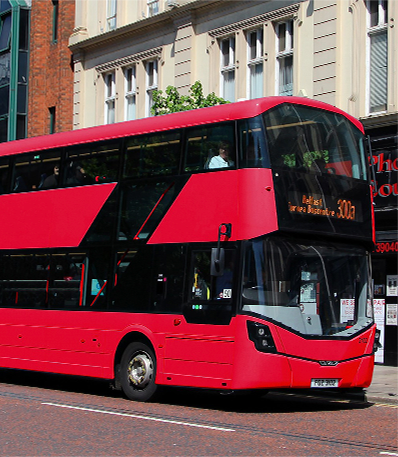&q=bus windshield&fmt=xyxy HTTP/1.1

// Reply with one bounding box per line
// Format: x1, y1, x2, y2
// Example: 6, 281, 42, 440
242, 237, 373, 337
264, 104, 368, 180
